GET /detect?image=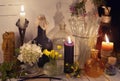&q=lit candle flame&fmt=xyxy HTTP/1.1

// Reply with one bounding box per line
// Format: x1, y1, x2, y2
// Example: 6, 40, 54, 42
67, 36, 72, 44
21, 5, 24, 12
20, 5, 25, 16
105, 34, 109, 43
